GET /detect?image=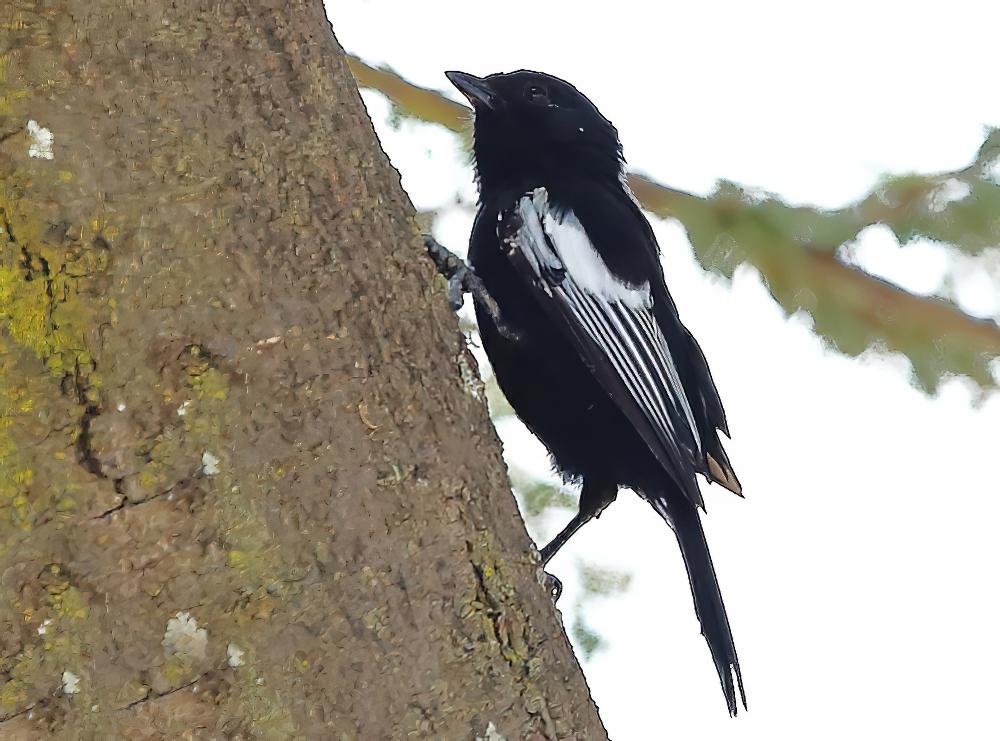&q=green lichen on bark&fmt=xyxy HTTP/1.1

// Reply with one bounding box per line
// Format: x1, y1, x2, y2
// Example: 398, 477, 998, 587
0, 358, 36, 530
0, 169, 112, 540
0, 177, 110, 379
